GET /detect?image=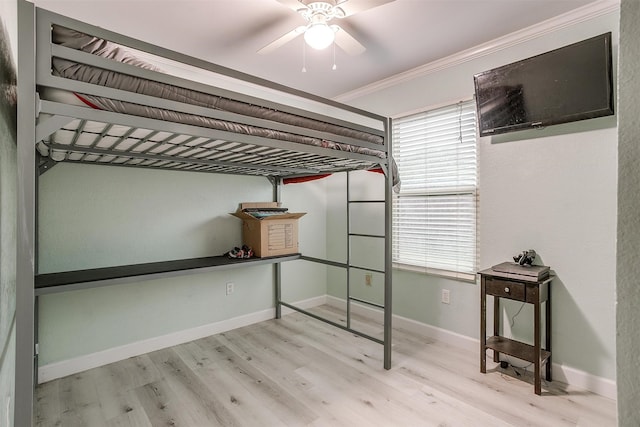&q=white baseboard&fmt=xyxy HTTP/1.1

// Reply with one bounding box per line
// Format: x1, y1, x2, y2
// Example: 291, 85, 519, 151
325, 295, 617, 400
37, 295, 326, 384
39, 294, 617, 400
550, 363, 617, 400
280, 295, 328, 315
325, 295, 478, 352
